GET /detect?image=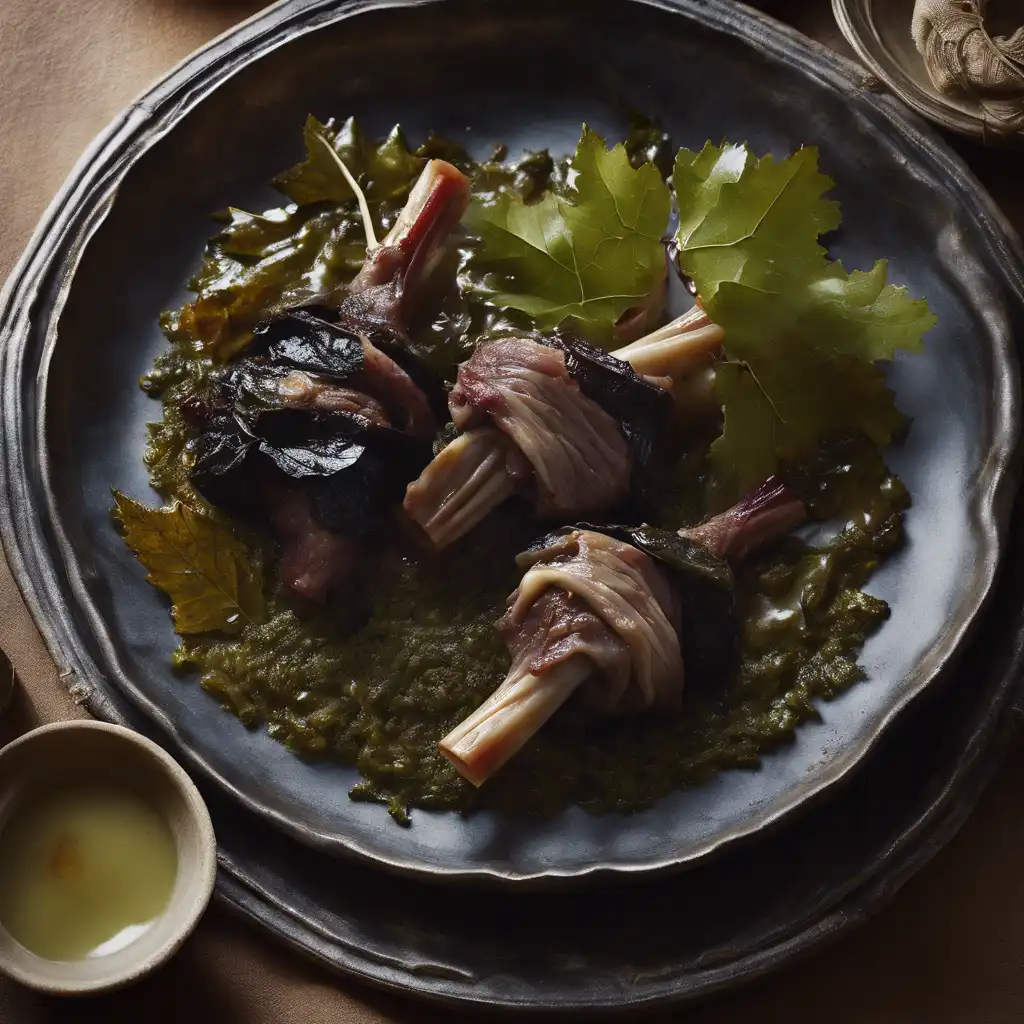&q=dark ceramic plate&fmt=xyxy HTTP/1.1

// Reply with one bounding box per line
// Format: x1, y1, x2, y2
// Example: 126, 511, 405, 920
9, 462, 1024, 1013
1, 0, 1022, 884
